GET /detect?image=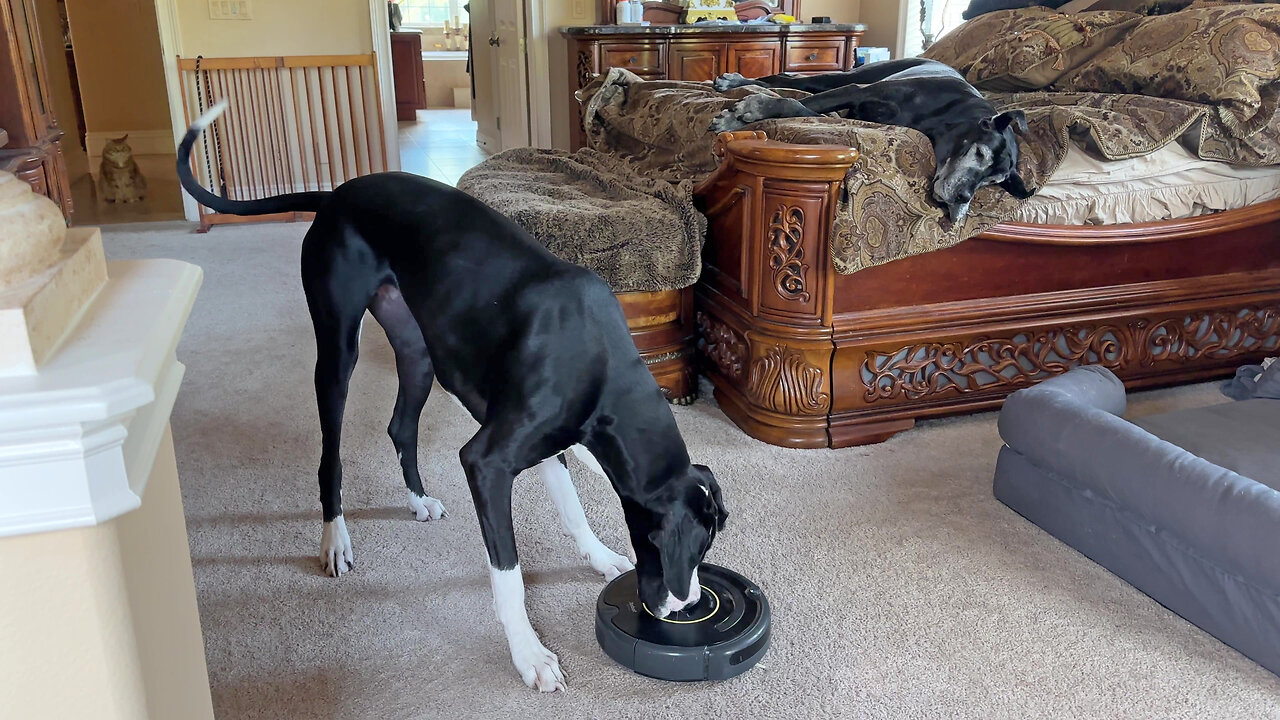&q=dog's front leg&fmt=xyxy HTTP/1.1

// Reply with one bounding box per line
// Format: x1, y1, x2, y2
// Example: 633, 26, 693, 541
463, 437, 565, 692
489, 563, 565, 692
538, 456, 634, 580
